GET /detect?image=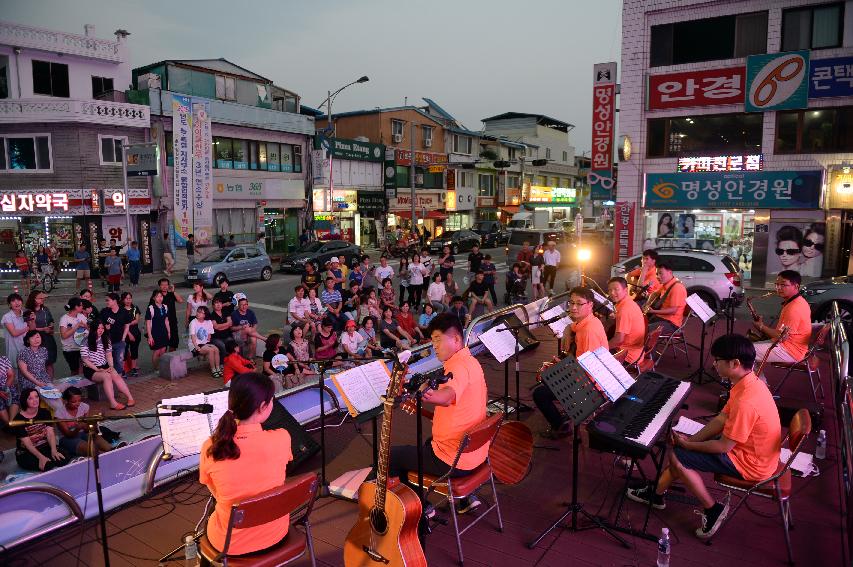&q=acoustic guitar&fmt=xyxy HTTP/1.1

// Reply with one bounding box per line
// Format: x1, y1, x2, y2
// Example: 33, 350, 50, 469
344, 355, 427, 567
